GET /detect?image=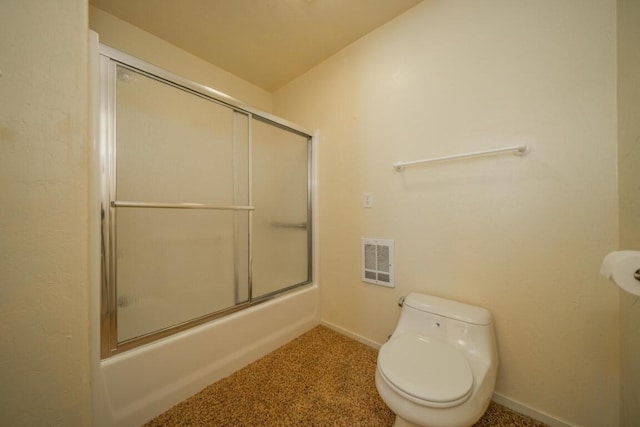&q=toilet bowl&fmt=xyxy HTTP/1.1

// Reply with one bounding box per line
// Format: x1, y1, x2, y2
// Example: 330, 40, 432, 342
375, 293, 498, 427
